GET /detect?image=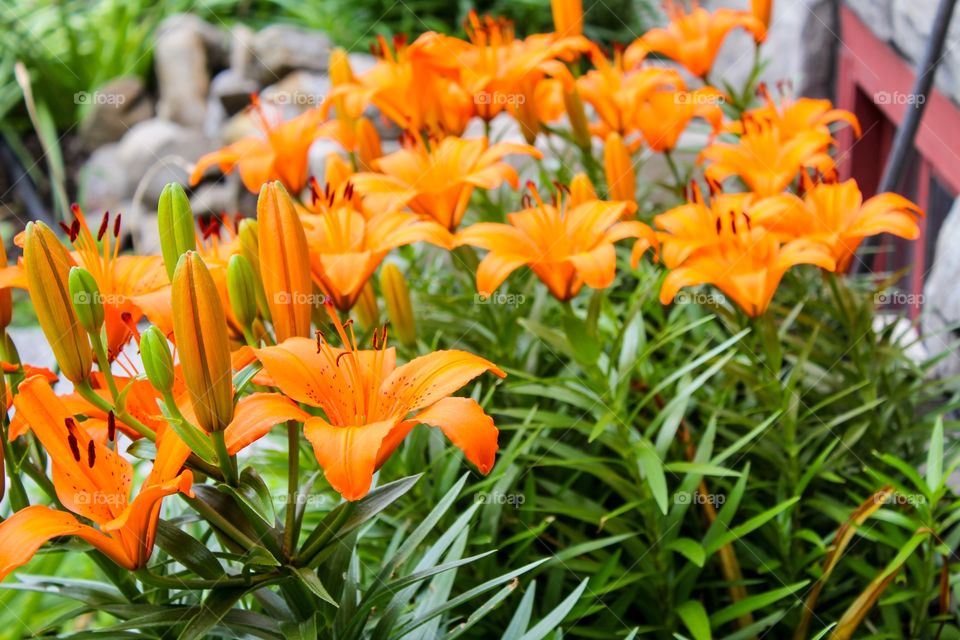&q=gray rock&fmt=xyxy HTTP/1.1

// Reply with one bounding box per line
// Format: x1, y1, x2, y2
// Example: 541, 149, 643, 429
157, 14, 229, 68
923, 196, 960, 377
116, 119, 215, 205
155, 25, 210, 127
847, 0, 894, 41
78, 76, 153, 151
229, 24, 256, 77
261, 70, 330, 118
249, 25, 332, 84
79, 143, 130, 215
890, 0, 960, 99
190, 181, 241, 217
210, 69, 259, 115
